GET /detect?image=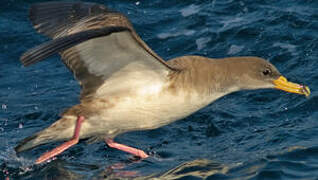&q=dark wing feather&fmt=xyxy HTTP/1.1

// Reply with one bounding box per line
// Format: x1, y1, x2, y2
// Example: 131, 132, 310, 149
22, 2, 175, 98
21, 27, 131, 66
29, 1, 112, 38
